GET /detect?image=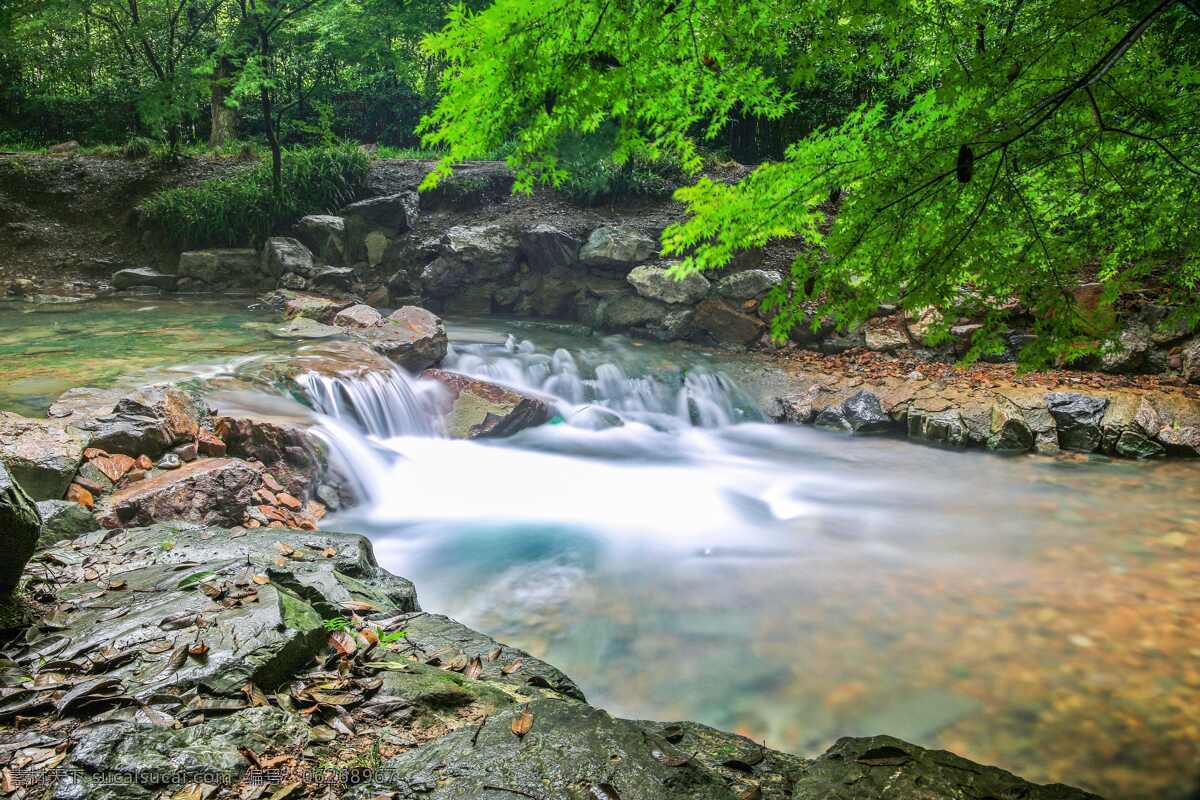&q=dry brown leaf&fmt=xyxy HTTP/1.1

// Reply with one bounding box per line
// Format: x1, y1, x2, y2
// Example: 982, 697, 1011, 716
485, 646, 502, 662
510, 706, 533, 737
188, 642, 209, 658
465, 655, 483, 681
251, 574, 270, 585
501, 658, 523, 675
328, 630, 356, 657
